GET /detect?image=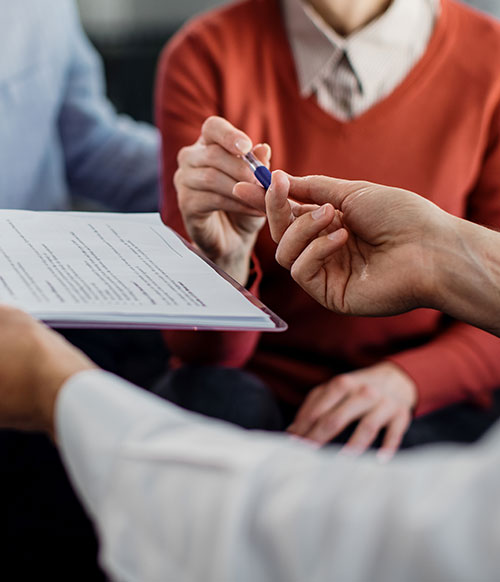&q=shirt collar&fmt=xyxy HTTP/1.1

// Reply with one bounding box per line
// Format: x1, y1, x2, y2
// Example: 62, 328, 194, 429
282, 0, 440, 98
